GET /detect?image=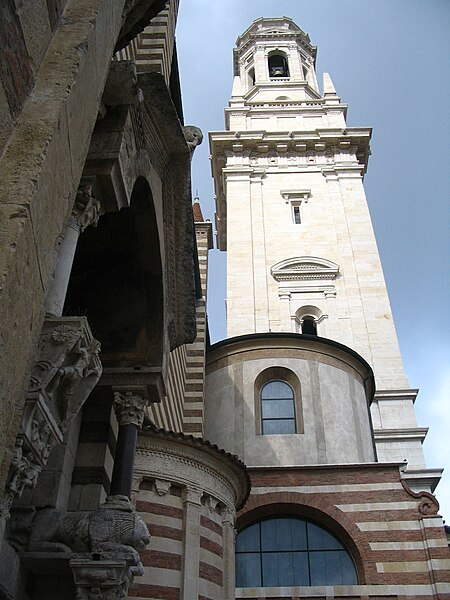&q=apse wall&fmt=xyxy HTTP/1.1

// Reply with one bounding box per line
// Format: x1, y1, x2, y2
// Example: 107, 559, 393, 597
204, 334, 376, 467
